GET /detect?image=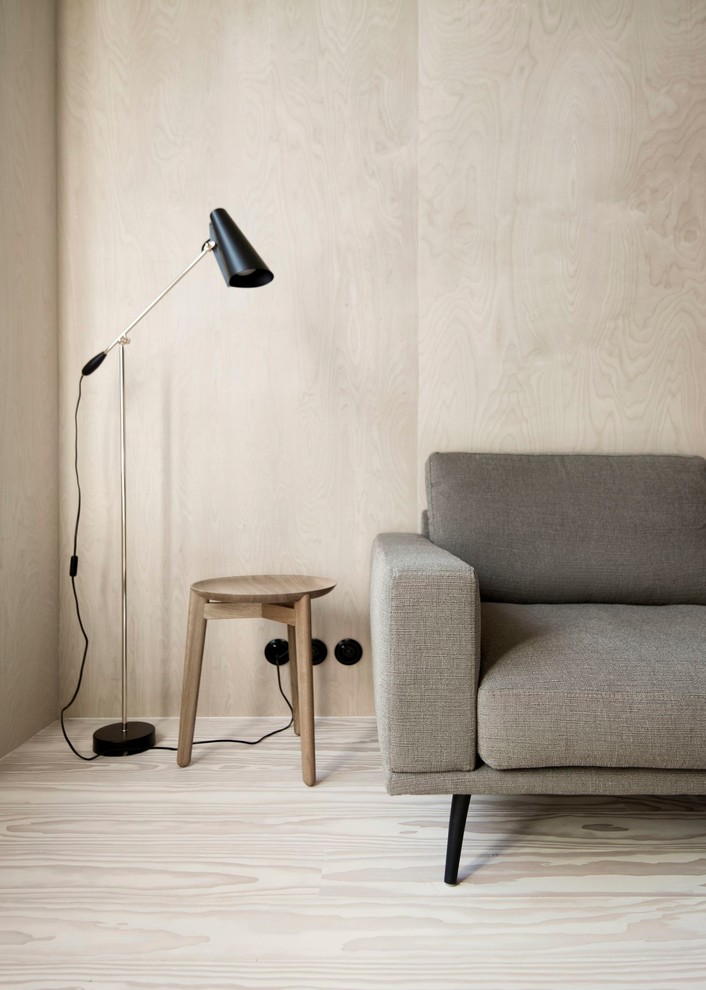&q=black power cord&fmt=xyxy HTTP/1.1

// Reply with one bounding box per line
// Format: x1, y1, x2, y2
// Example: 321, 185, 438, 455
152, 663, 293, 751
61, 376, 99, 761
63, 372, 293, 759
